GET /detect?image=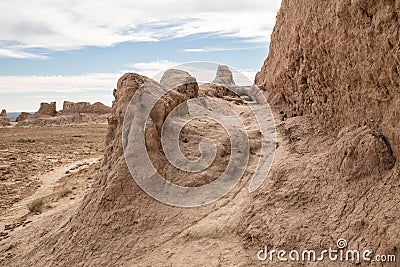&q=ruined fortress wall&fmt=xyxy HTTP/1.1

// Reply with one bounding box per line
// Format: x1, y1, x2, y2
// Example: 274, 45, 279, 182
256, 0, 400, 159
